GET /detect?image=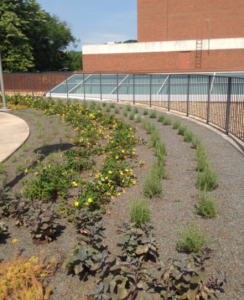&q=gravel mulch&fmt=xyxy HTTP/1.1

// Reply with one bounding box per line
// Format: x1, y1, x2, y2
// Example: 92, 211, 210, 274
0, 101, 244, 300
